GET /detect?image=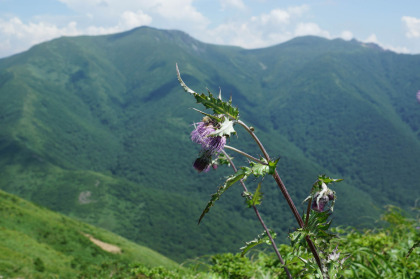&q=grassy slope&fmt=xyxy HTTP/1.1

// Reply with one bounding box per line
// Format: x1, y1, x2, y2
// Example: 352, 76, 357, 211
0, 189, 178, 278
0, 27, 419, 261
0, 148, 259, 261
